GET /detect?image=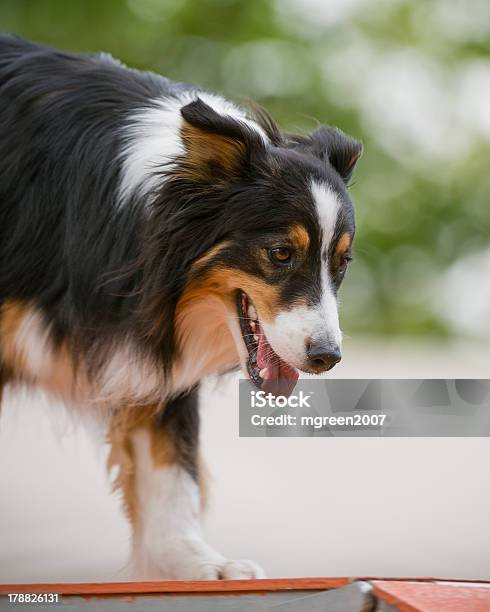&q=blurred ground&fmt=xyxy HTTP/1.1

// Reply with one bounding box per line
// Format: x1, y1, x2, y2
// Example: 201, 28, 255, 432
1, 338, 489, 583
